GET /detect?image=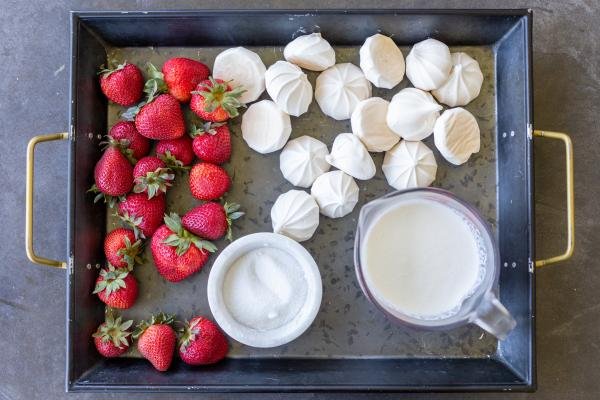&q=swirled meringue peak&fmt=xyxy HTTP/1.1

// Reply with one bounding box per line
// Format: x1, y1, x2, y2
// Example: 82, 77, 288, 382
406, 38, 452, 91
280, 135, 330, 188
265, 61, 313, 117
271, 190, 320, 242
311, 171, 359, 218
284, 33, 336, 72
433, 107, 480, 165
432, 52, 484, 107
325, 133, 376, 180
359, 33, 405, 89
382, 140, 437, 190
386, 88, 443, 141
351, 97, 400, 152
213, 47, 266, 104
315, 63, 372, 120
